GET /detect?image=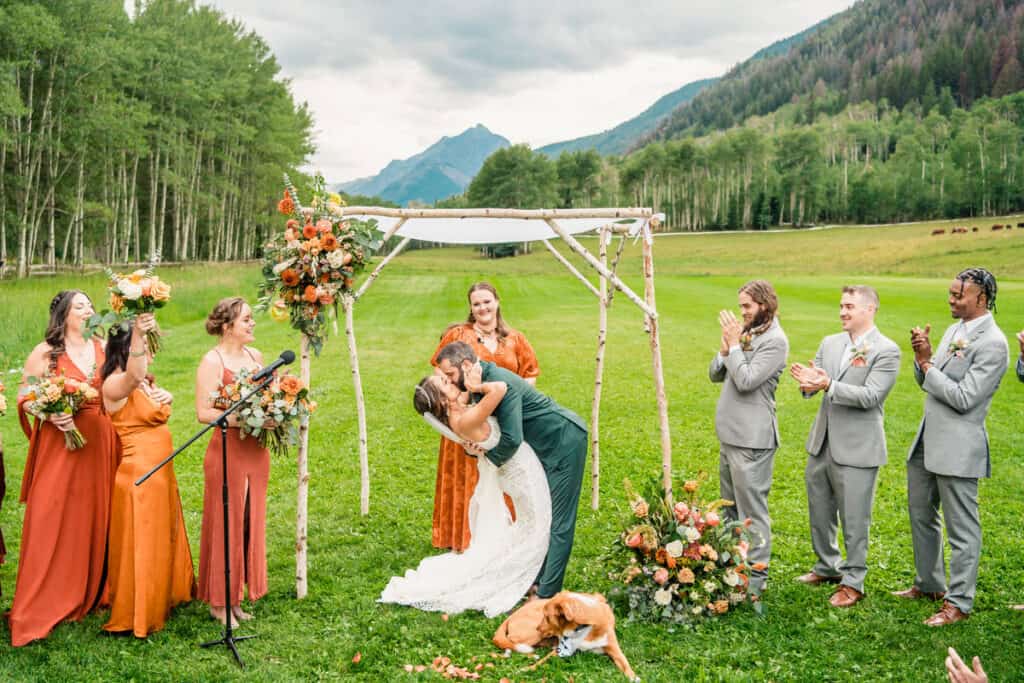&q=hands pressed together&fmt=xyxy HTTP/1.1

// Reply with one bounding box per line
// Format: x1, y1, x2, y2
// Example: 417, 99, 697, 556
789, 360, 830, 394
717, 309, 743, 353
910, 324, 933, 369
